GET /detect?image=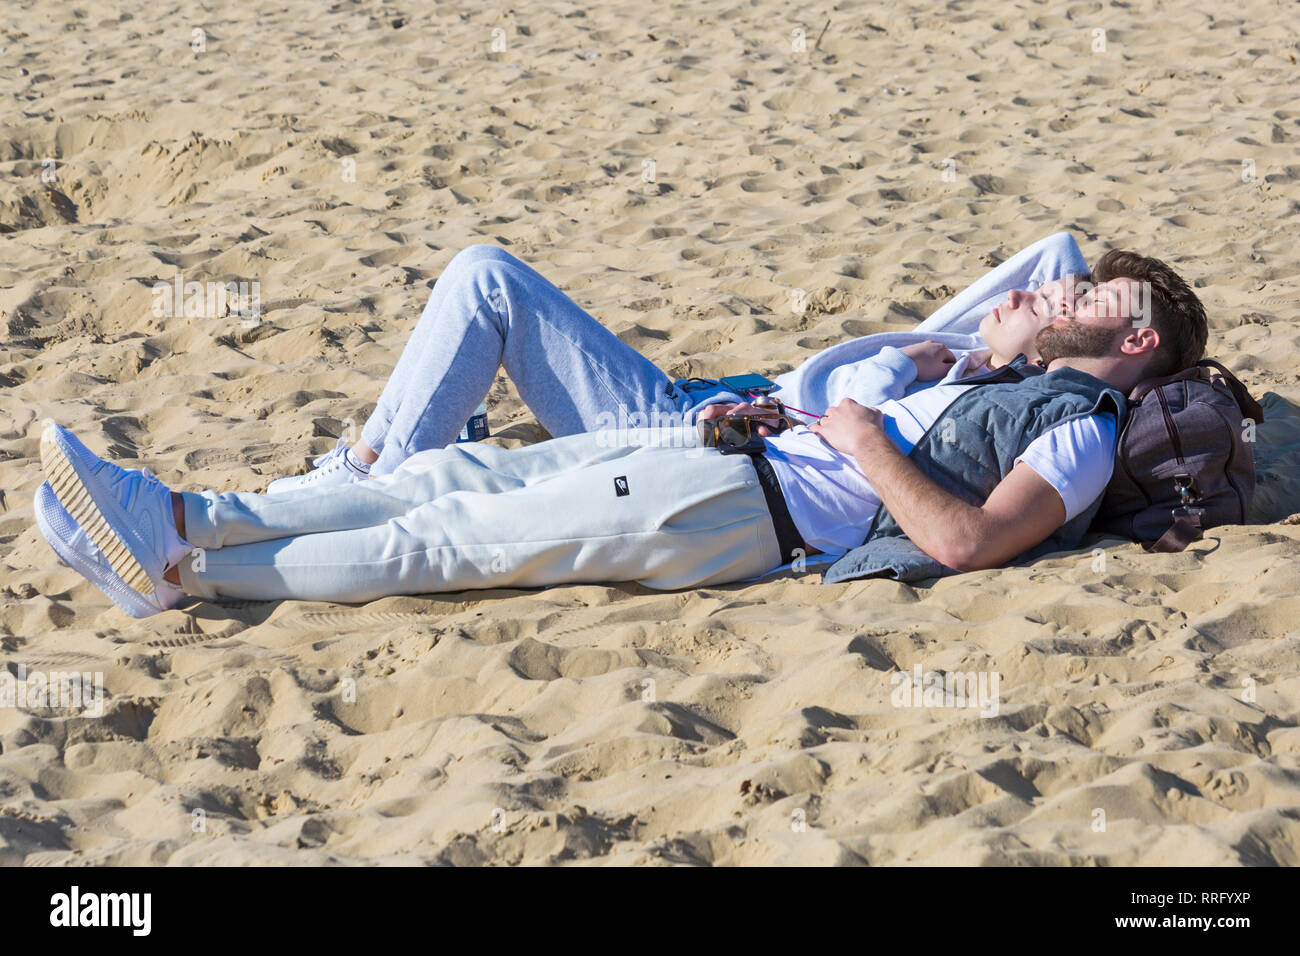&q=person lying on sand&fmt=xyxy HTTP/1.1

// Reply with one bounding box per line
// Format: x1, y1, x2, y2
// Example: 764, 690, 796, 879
33, 249, 1208, 617
265, 232, 1092, 492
